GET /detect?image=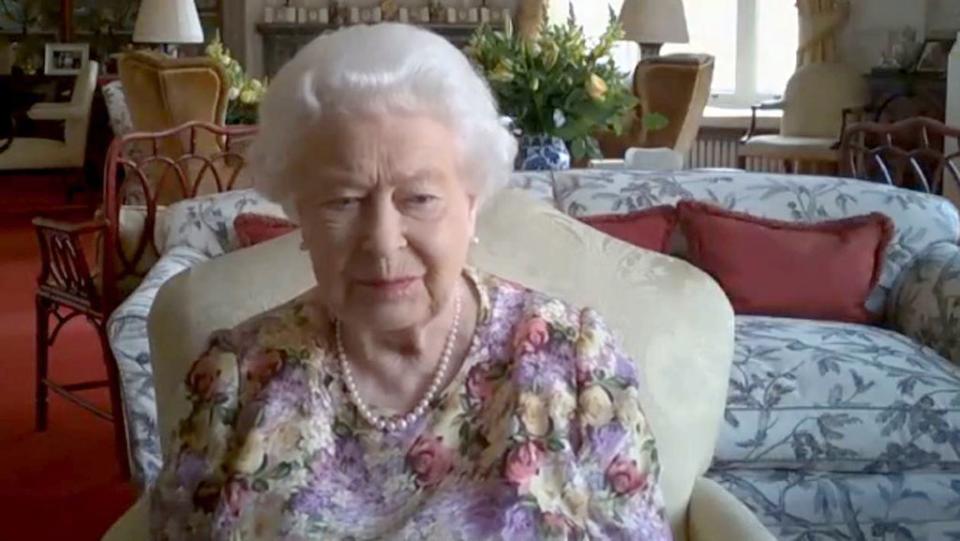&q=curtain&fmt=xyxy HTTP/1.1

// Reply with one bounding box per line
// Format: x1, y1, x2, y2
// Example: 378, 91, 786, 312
796, 0, 850, 67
